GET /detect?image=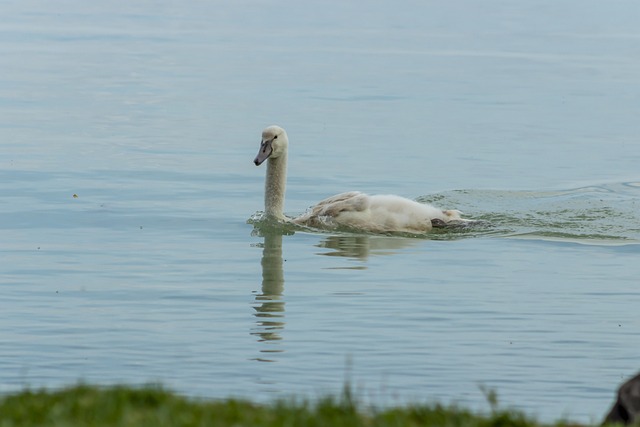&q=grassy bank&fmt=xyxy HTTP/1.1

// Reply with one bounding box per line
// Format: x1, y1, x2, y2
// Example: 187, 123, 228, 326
0, 384, 586, 427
